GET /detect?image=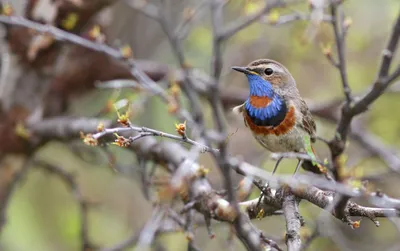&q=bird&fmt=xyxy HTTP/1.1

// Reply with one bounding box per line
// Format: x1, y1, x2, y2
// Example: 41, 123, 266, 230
231, 58, 325, 175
